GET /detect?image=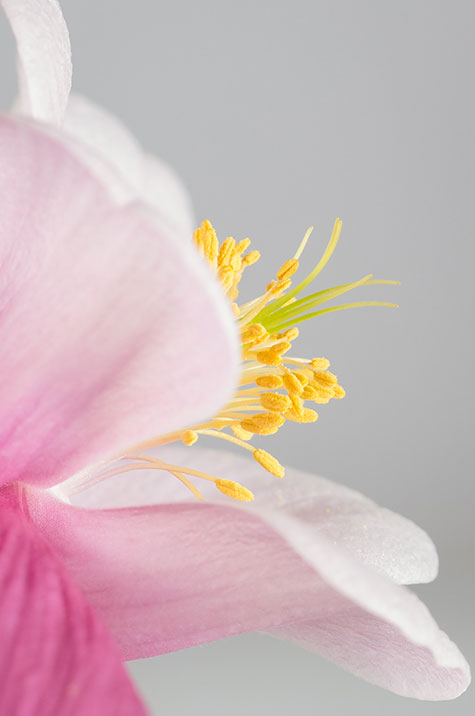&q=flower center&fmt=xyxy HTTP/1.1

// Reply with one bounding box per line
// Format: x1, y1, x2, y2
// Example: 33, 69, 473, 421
76, 219, 397, 503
